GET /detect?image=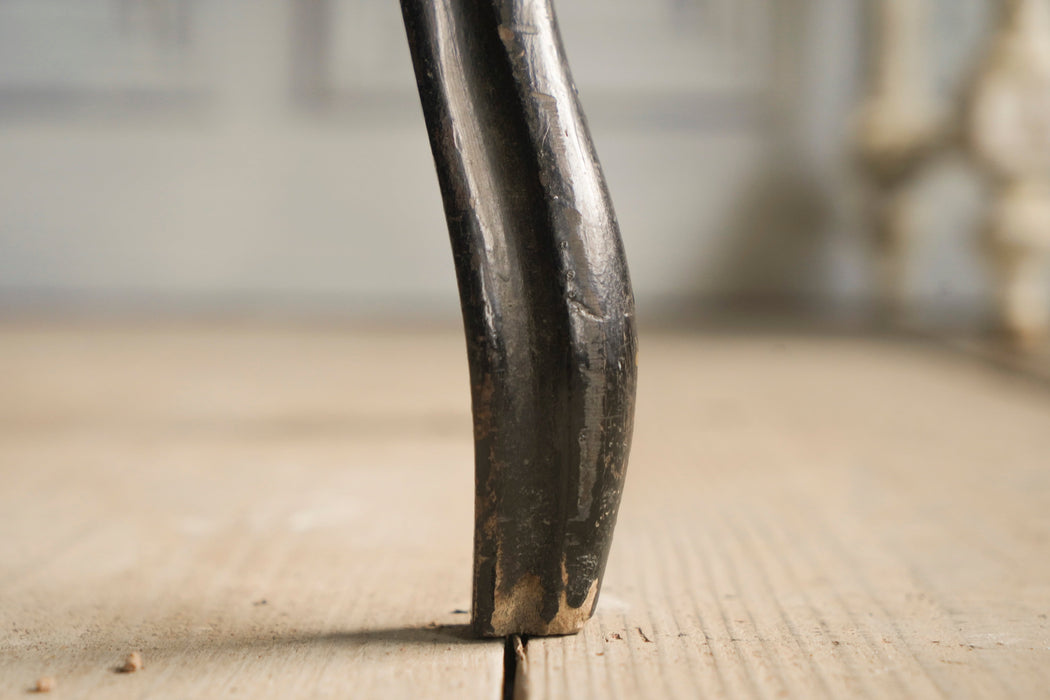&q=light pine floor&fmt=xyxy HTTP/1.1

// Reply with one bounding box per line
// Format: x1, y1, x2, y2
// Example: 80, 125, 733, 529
1, 324, 1048, 699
